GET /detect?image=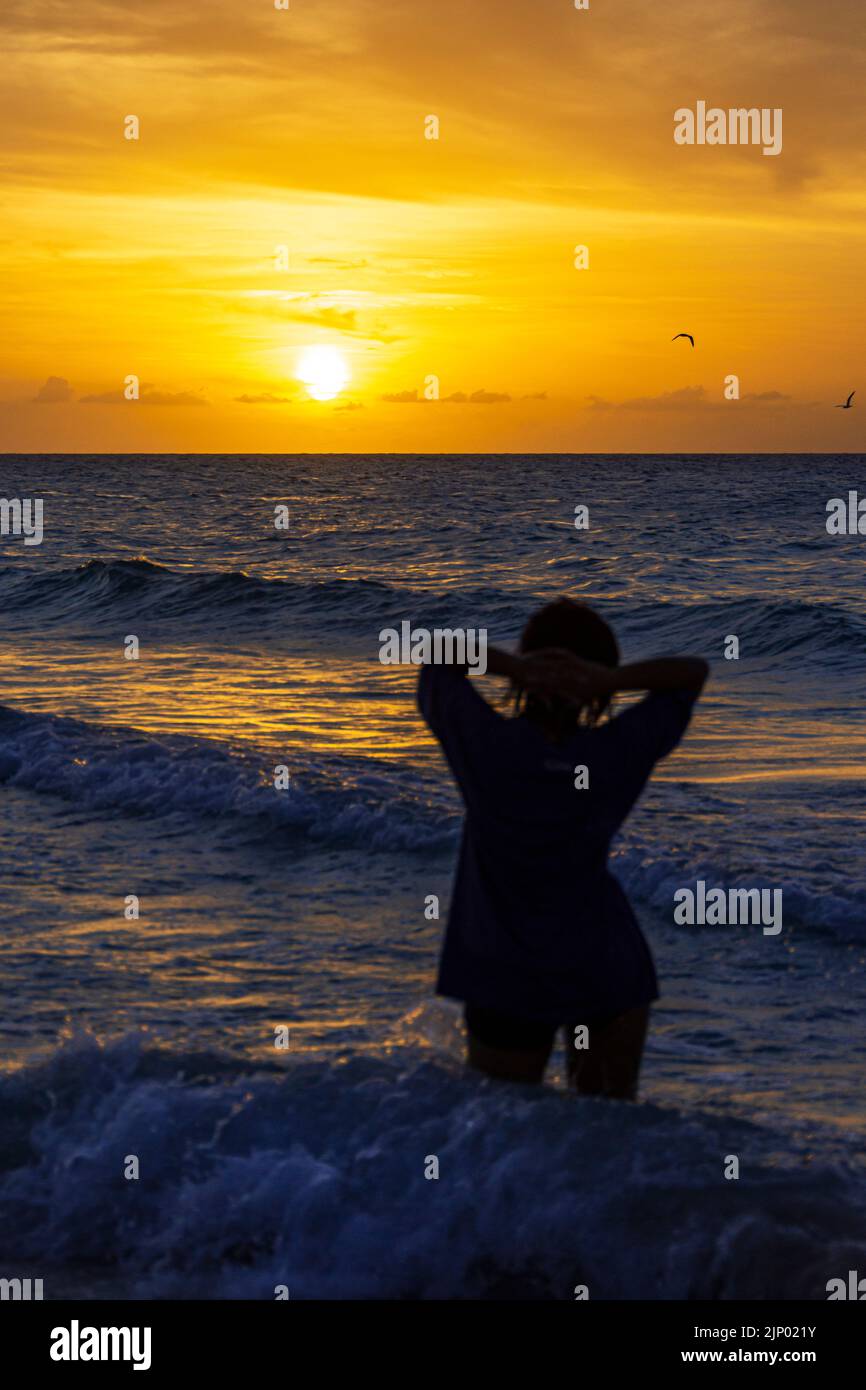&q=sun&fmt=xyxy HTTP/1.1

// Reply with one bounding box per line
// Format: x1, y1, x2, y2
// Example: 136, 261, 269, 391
296, 345, 350, 402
